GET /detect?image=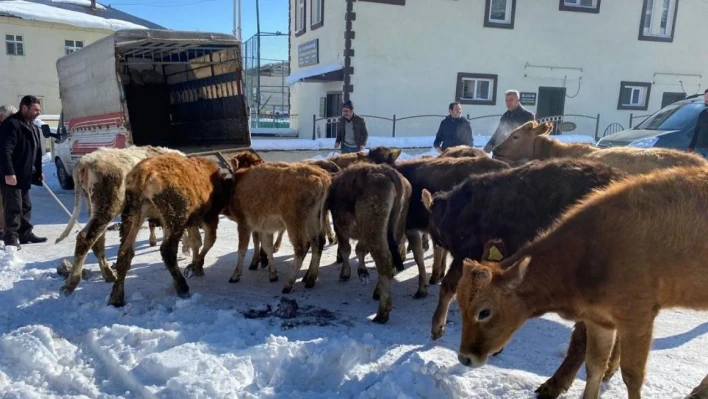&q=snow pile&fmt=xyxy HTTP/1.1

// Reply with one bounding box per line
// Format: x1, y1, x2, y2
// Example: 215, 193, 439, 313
0, 155, 705, 398
251, 134, 596, 151
0, 1, 147, 31
50, 0, 107, 10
